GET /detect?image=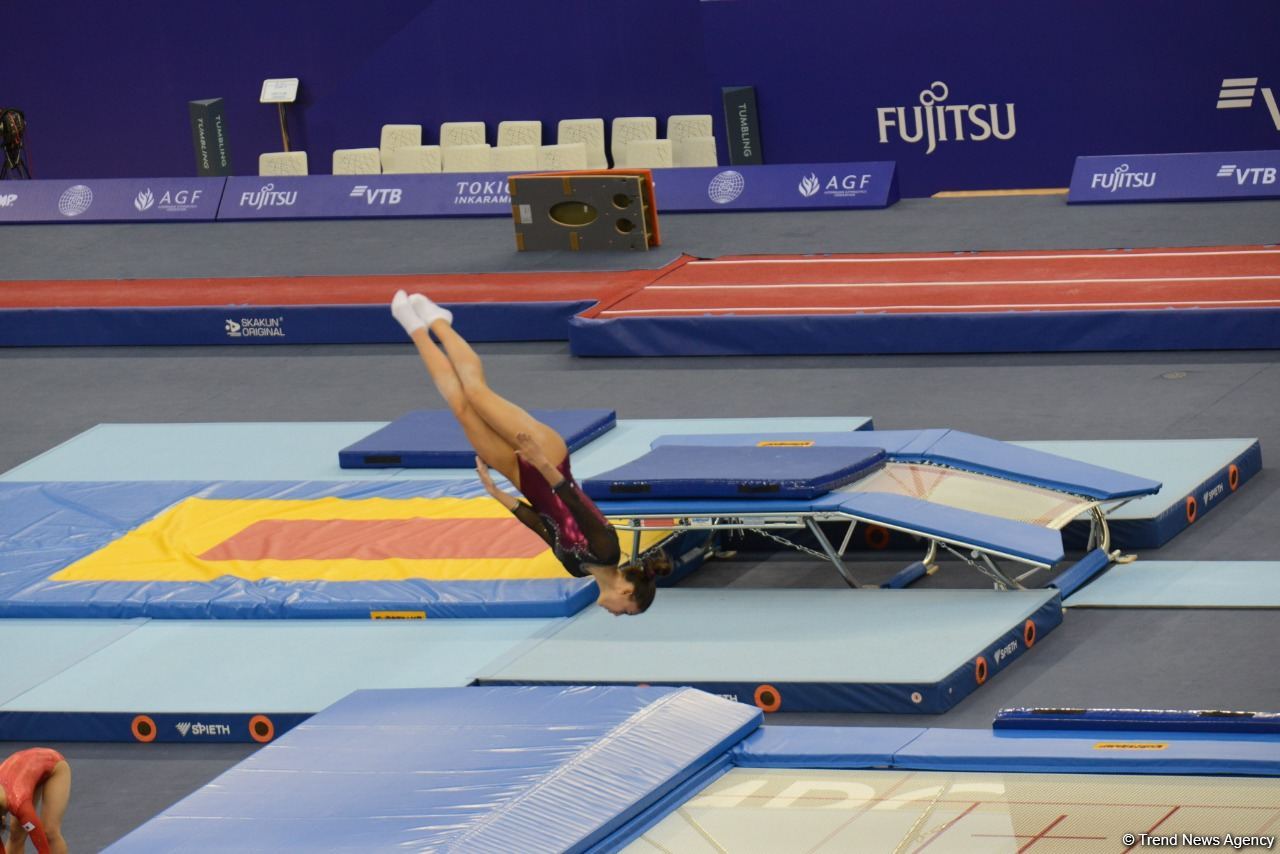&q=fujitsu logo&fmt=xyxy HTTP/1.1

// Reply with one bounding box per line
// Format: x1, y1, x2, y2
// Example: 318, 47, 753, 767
1216, 77, 1280, 131
877, 82, 1016, 154
1090, 163, 1156, 193
240, 183, 297, 210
